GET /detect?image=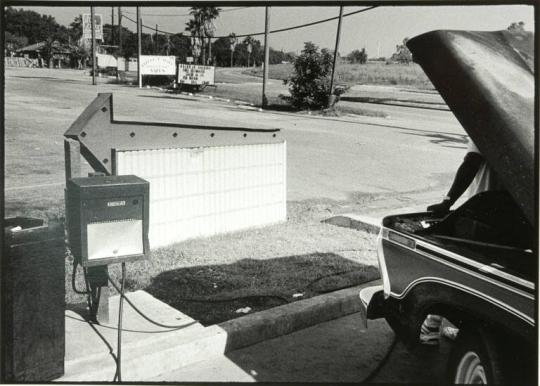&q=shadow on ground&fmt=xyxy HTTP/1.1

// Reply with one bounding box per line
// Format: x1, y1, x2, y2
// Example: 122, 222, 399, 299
398, 130, 468, 148
340, 95, 449, 111
144, 253, 379, 326
137, 94, 199, 102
